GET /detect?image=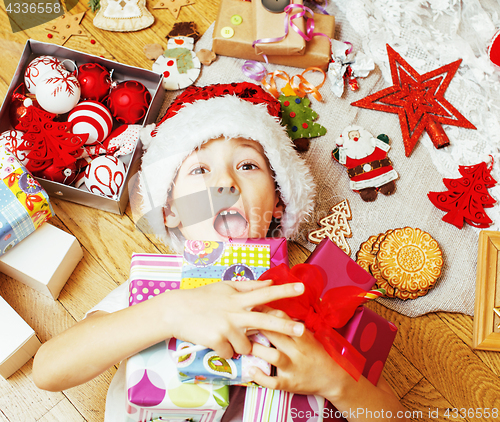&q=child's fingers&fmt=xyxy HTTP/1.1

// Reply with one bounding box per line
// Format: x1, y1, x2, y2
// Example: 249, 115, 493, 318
241, 311, 304, 338
251, 340, 290, 368
239, 282, 304, 309
230, 279, 273, 292
248, 366, 280, 390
